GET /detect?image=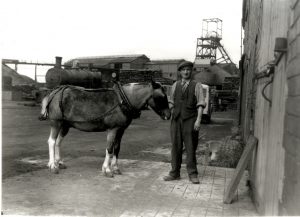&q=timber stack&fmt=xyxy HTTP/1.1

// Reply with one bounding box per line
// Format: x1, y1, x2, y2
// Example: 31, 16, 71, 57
119, 69, 173, 85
